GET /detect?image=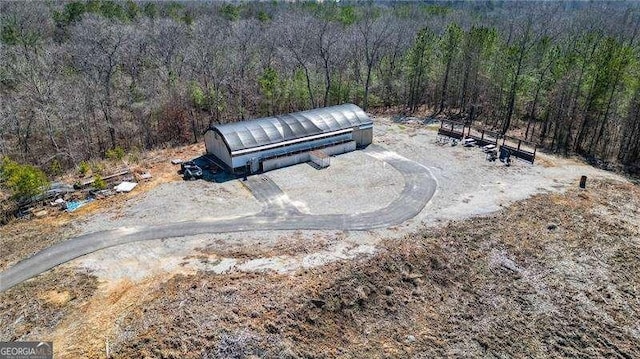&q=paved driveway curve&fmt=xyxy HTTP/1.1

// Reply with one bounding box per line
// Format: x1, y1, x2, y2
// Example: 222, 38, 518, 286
0, 146, 436, 292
